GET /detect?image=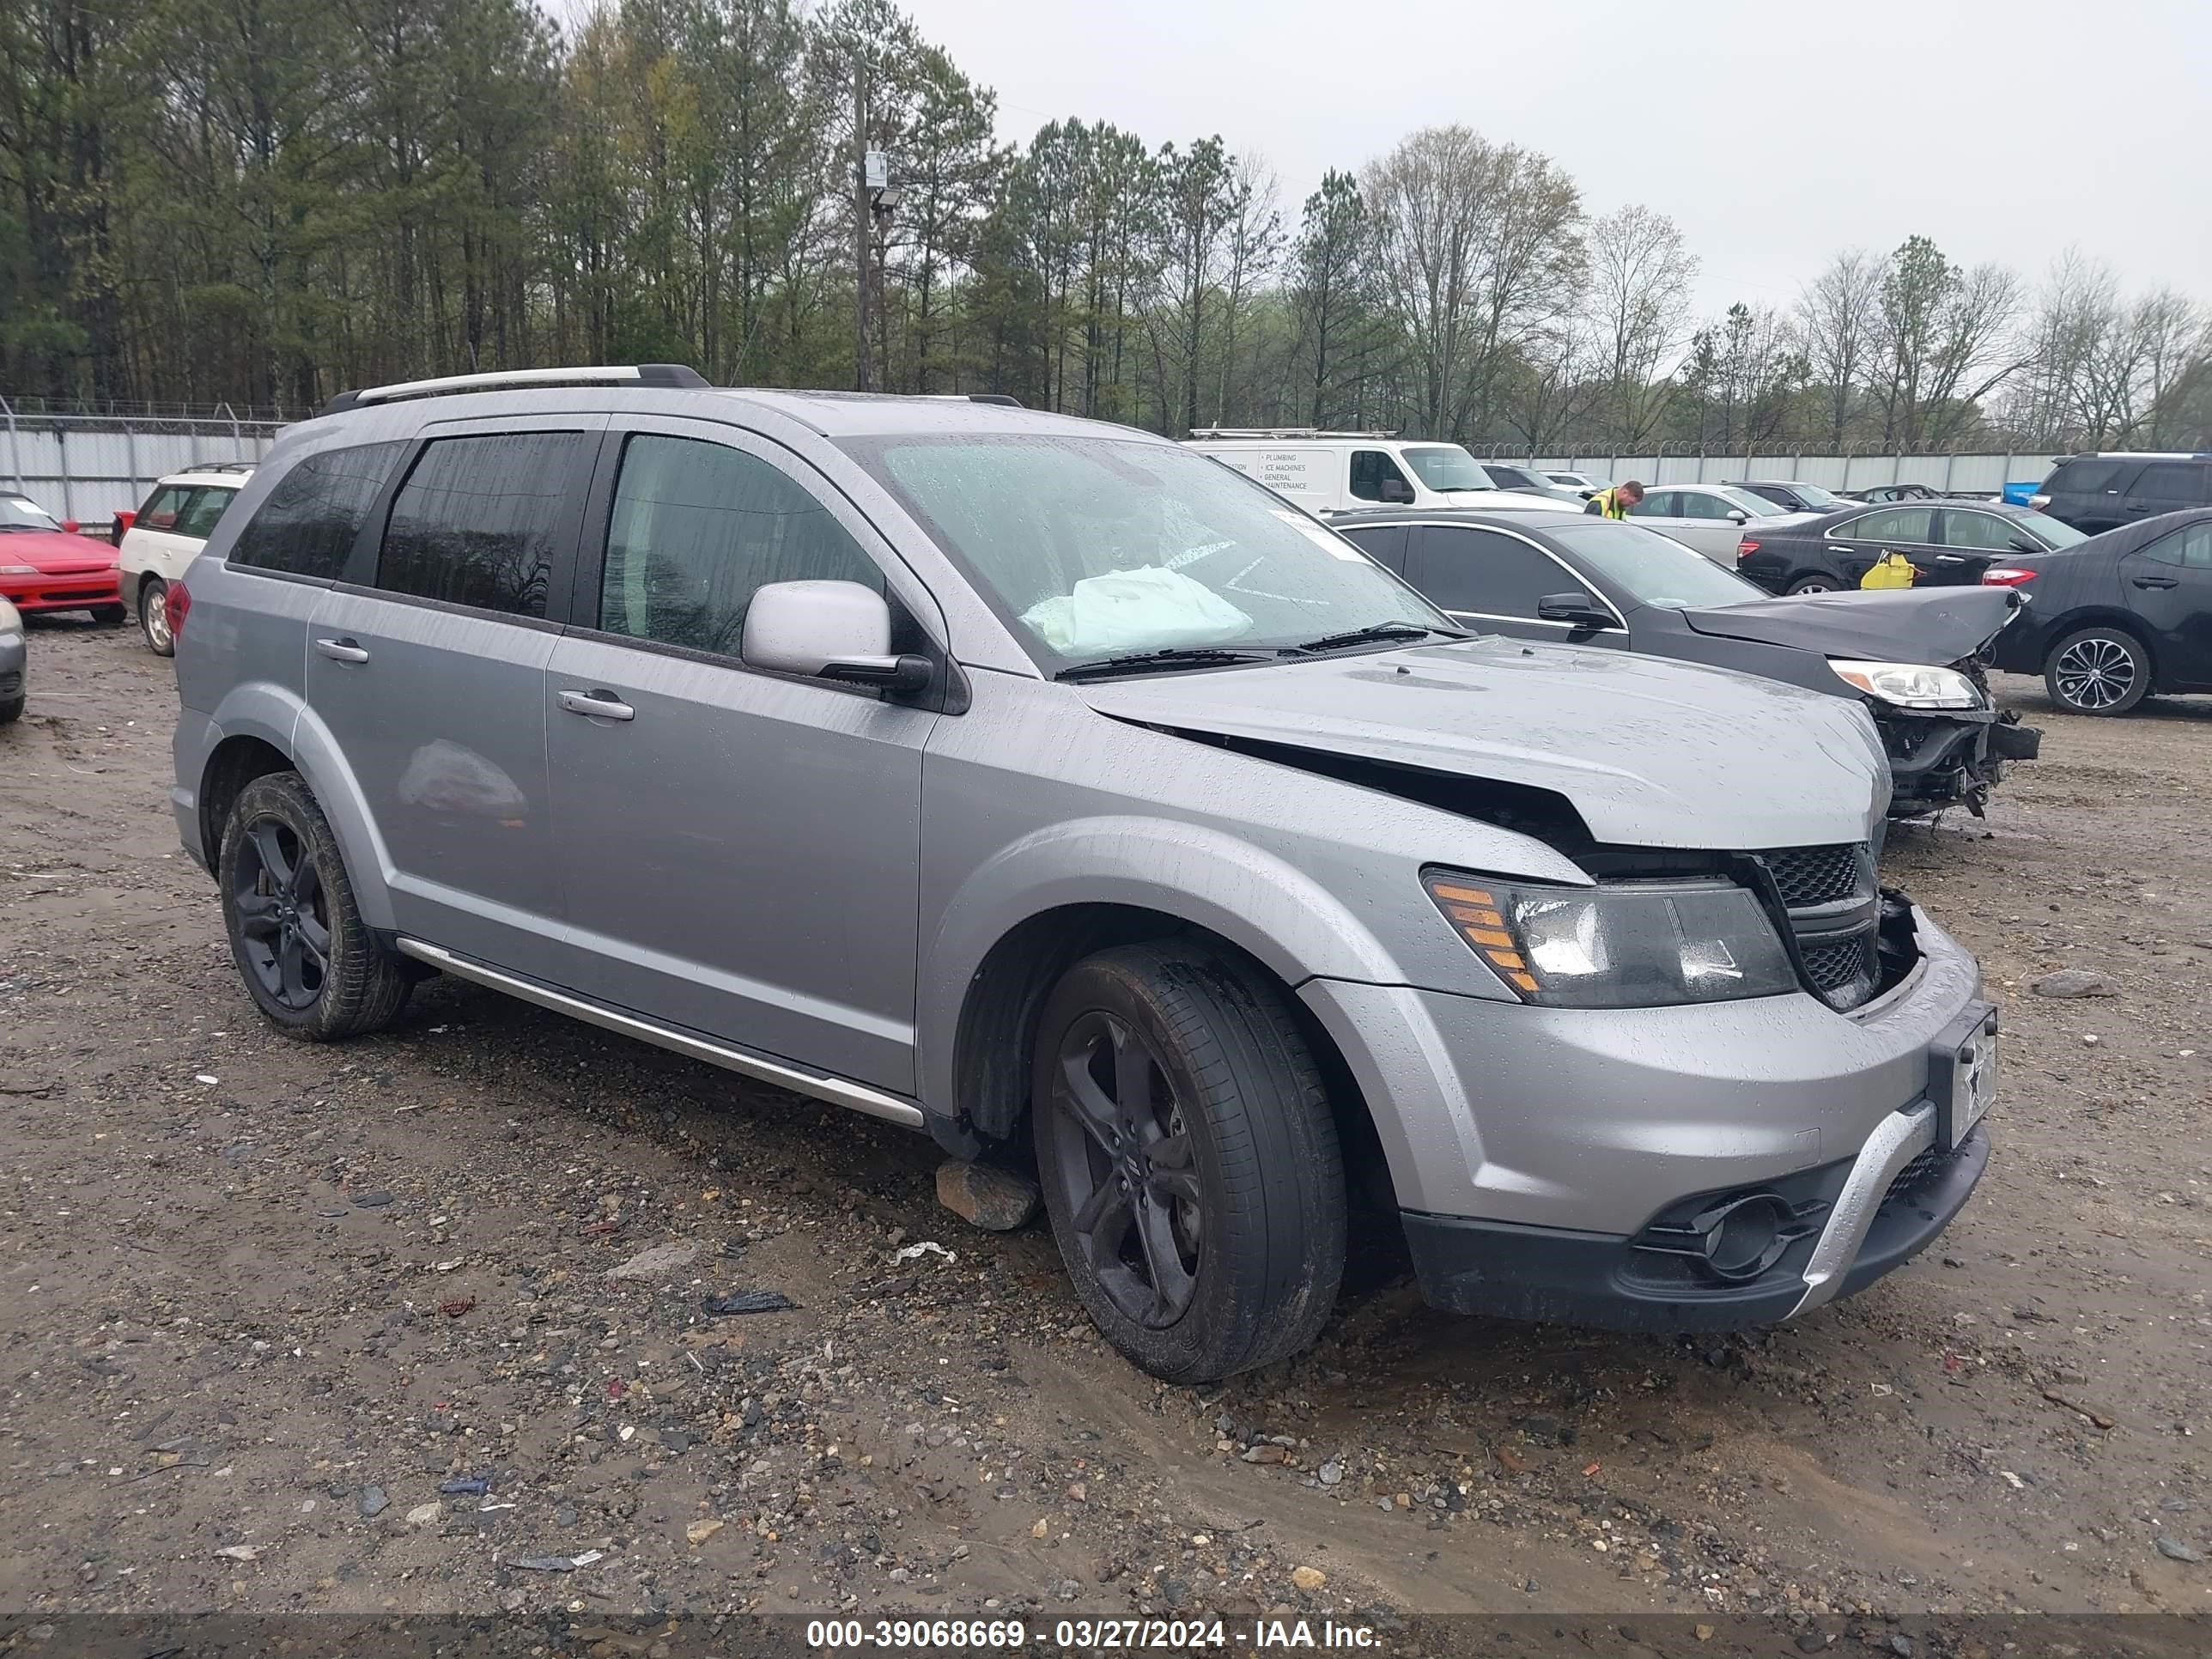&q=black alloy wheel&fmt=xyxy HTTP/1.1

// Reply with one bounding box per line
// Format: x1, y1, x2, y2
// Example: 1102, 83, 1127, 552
1043, 1009, 1205, 1330
231, 815, 331, 1012
217, 771, 411, 1038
